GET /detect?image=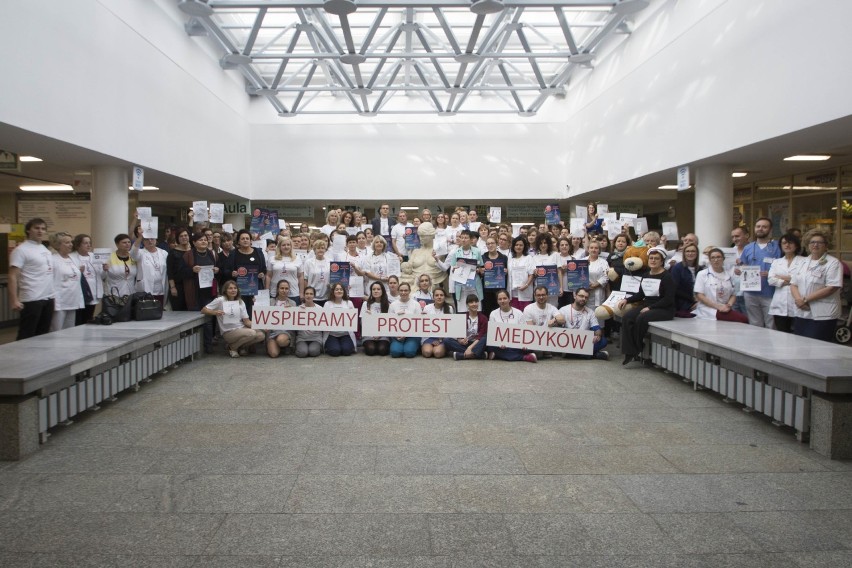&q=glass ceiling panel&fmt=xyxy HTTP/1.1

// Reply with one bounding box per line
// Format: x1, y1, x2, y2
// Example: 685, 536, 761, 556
176, 0, 649, 116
